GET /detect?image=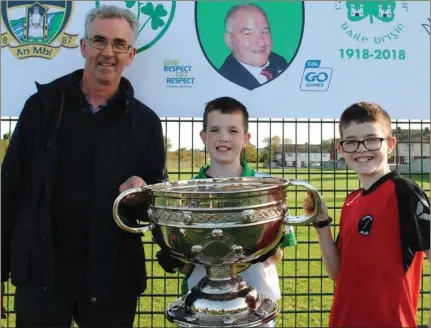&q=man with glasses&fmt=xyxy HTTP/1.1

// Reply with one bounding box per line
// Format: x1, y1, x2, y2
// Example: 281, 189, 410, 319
305, 102, 430, 327
1, 5, 166, 327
